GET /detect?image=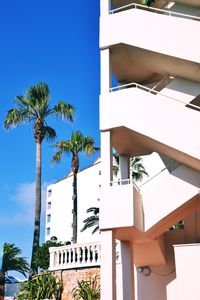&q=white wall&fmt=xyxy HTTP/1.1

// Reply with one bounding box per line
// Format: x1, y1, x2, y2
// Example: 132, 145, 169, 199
45, 160, 101, 244
100, 79, 200, 164
100, 8, 200, 64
